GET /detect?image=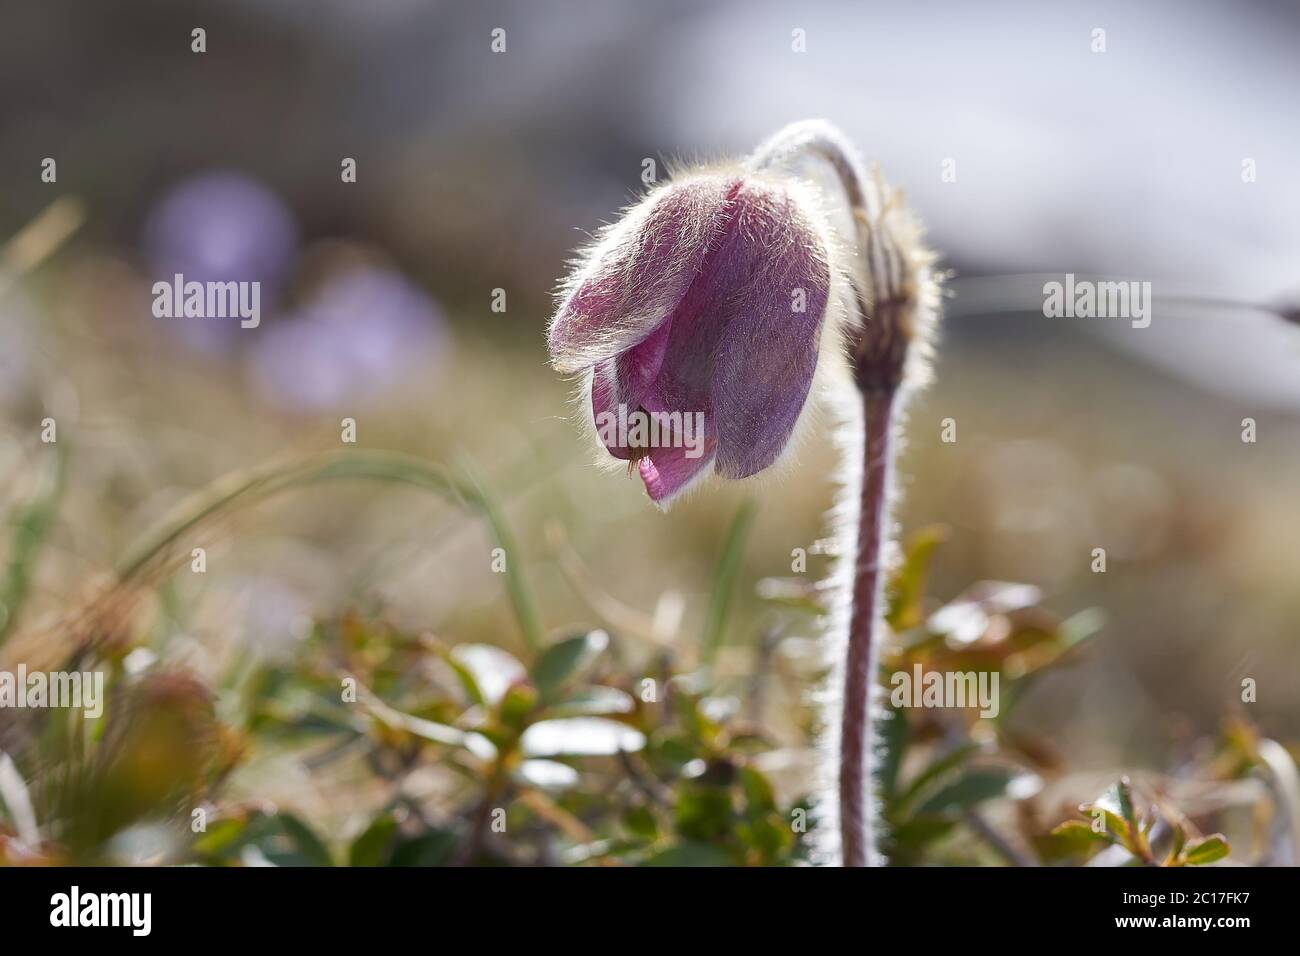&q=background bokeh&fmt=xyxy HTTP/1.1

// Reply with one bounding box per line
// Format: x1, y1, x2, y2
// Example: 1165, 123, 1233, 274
1, 0, 1297, 864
